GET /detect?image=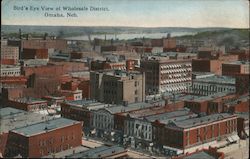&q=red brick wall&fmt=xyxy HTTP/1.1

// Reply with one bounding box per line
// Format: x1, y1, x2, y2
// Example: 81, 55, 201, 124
4, 132, 29, 157
78, 80, 90, 98
222, 64, 241, 76
184, 101, 208, 114
0, 59, 16, 65
5, 123, 82, 158
22, 48, 48, 59
28, 123, 82, 158
192, 59, 210, 72
0, 133, 8, 155
21, 39, 67, 51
